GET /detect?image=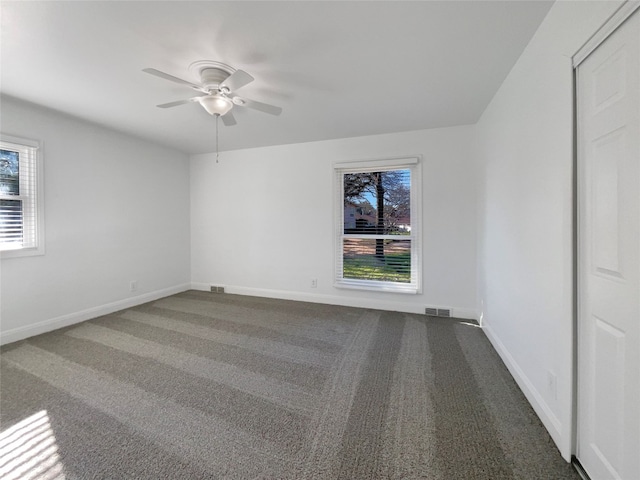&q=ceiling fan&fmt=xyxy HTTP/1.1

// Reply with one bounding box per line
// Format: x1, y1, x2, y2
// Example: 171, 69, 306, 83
143, 60, 282, 126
